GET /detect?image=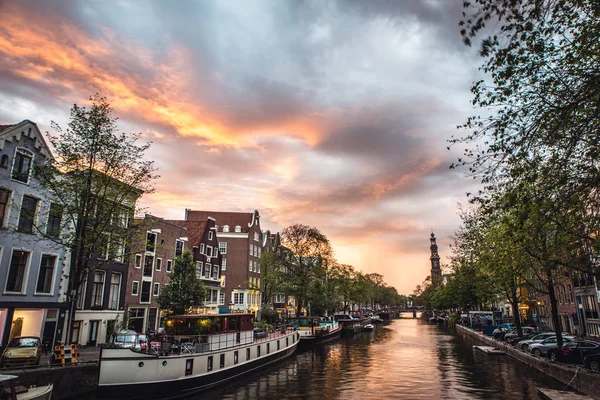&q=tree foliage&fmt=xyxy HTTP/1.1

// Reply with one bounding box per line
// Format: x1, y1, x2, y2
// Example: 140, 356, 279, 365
157, 251, 207, 315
